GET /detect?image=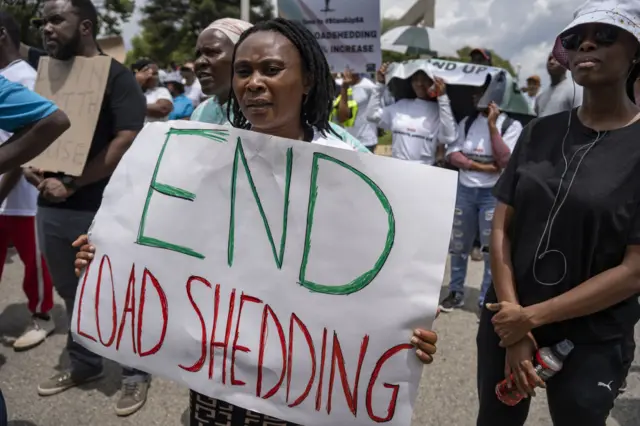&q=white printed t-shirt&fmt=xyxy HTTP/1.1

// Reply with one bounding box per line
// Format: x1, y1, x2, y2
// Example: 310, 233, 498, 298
0, 60, 39, 216
345, 77, 378, 147
311, 128, 358, 151
446, 113, 523, 188
367, 82, 458, 164
145, 86, 173, 122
